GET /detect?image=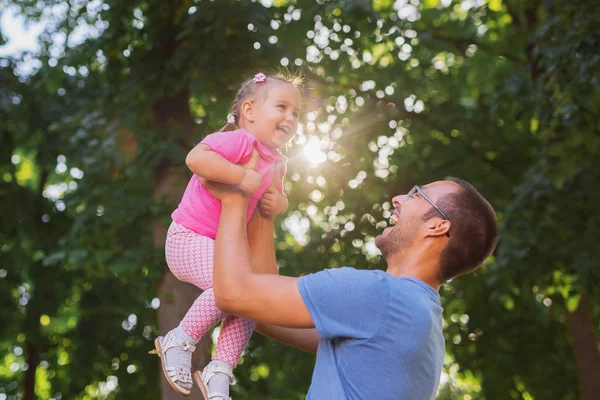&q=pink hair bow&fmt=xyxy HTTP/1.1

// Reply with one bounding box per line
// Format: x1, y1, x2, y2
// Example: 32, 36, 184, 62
253, 73, 267, 84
